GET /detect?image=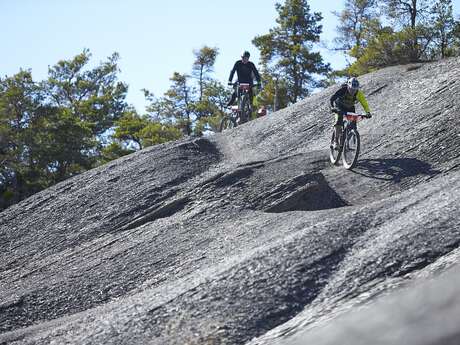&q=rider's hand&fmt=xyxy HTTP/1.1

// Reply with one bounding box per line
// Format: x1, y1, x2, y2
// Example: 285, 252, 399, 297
366, 112, 372, 118
257, 84, 262, 91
